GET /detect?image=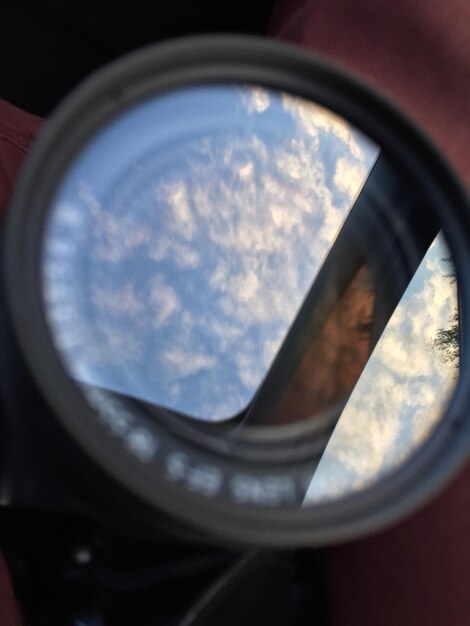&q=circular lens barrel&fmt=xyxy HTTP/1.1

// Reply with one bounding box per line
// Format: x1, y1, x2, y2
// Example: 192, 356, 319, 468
5, 37, 470, 545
